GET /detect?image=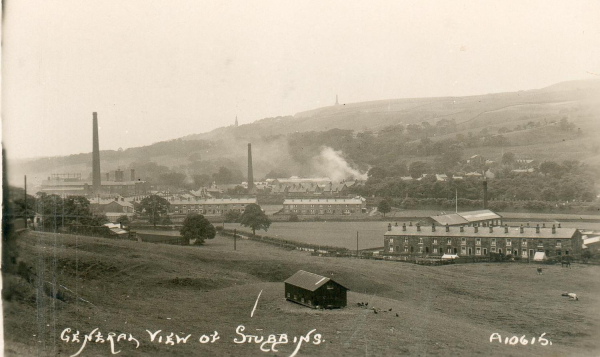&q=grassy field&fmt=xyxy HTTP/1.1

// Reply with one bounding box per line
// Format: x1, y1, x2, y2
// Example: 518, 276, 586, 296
230, 221, 600, 251
3, 231, 600, 356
